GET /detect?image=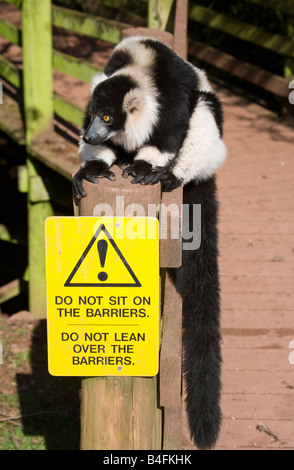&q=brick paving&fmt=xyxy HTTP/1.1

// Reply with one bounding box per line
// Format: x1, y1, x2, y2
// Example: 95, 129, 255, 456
202, 93, 294, 450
